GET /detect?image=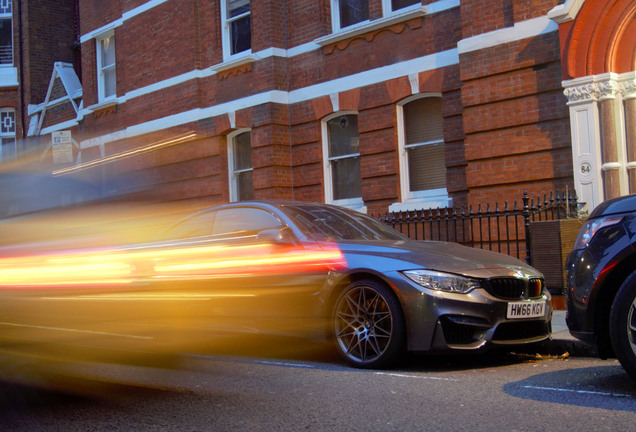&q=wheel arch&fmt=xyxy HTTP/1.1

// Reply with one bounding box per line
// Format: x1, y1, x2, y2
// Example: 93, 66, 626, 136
590, 251, 636, 358
323, 271, 407, 338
